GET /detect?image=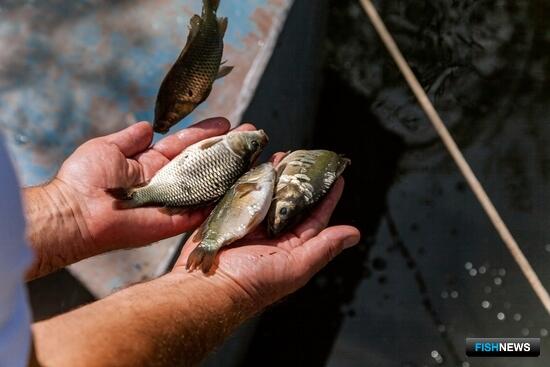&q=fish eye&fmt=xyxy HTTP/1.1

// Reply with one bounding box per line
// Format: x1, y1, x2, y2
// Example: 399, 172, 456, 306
279, 207, 288, 216
251, 140, 259, 149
